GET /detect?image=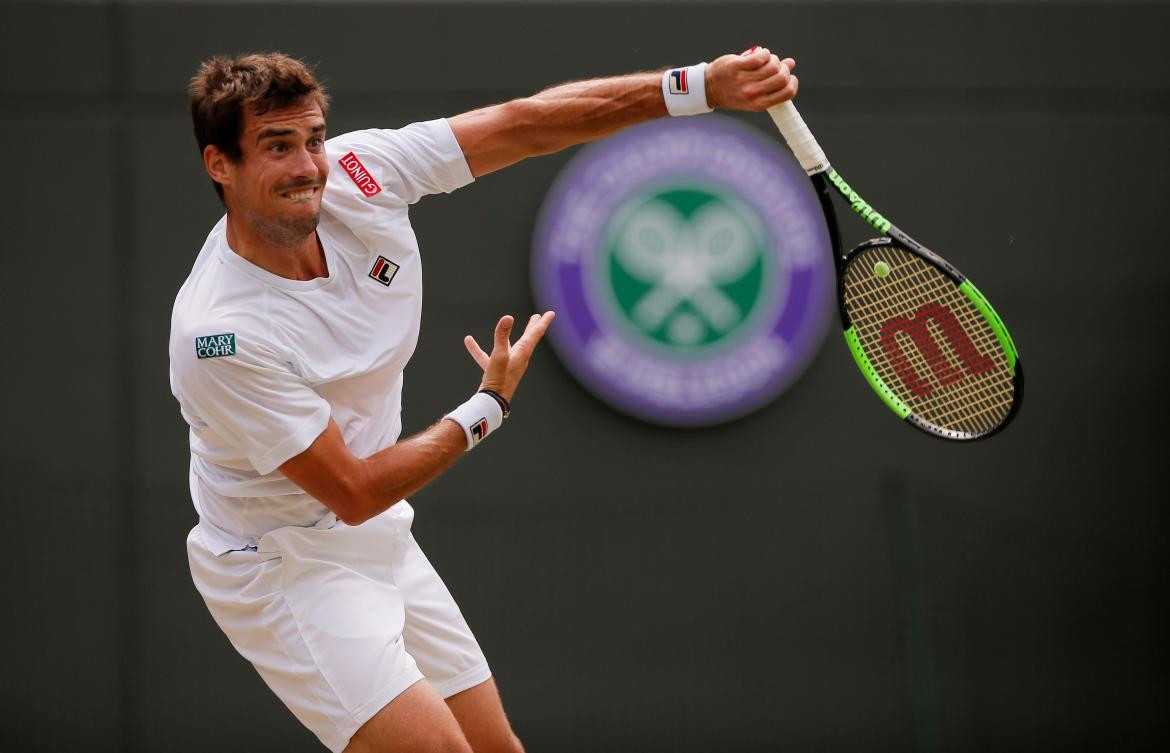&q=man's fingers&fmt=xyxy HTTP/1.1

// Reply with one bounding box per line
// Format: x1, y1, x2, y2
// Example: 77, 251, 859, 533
472, 311, 554, 371
510, 311, 553, 360
464, 335, 489, 369
733, 46, 771, 69
493, 315, 514, 351
738, 54, 793, 87
759, 74, 799, 108
782, 74, 799, 101
750, 68, 794, 100
734, 47, 796, 74
517, 311, 556, 346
